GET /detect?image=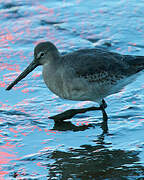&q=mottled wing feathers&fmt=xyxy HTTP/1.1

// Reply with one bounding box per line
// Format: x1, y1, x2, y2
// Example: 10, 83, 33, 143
62, 48, 137, 83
